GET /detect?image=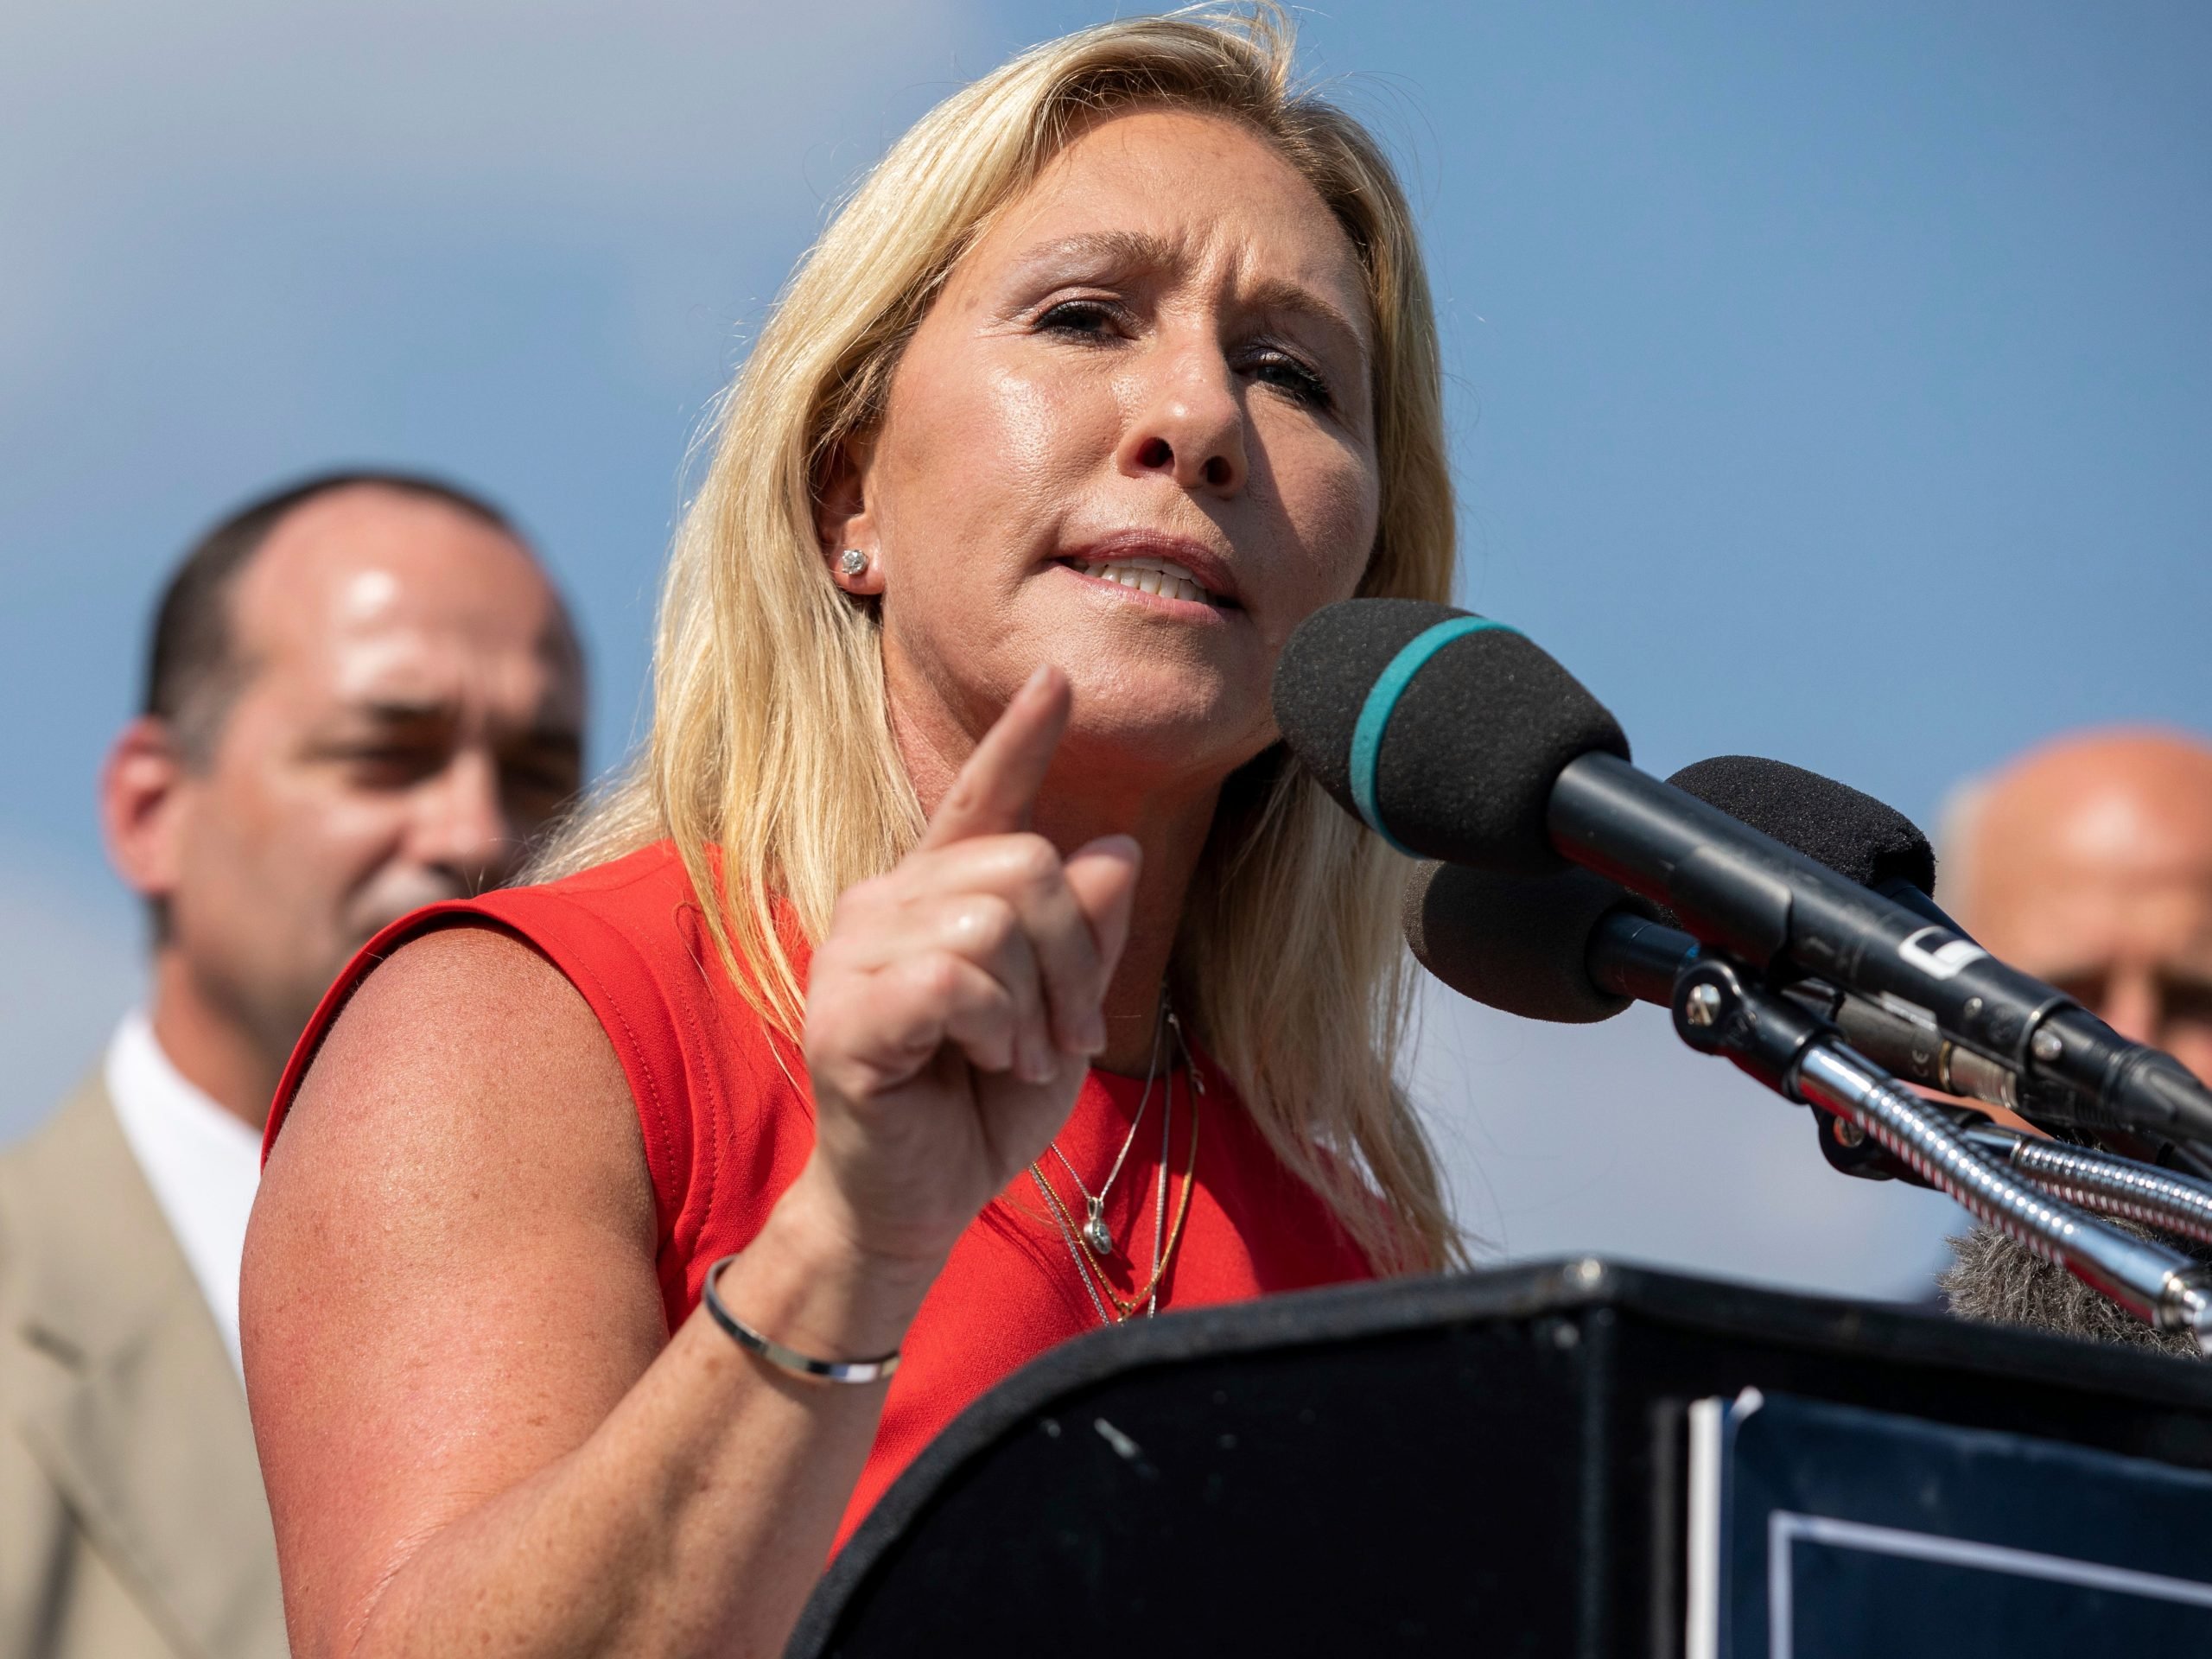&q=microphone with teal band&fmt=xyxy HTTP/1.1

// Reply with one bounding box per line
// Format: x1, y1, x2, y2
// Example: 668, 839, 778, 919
1274, 597, 1630, 875
1347, 615, 1521, 853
